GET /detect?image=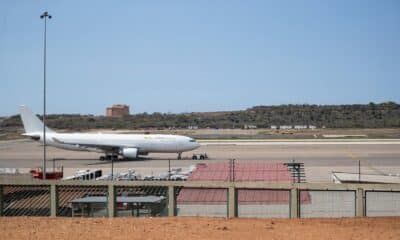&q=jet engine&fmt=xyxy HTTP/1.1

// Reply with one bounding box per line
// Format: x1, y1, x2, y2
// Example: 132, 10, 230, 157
121, 147, 138, 159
